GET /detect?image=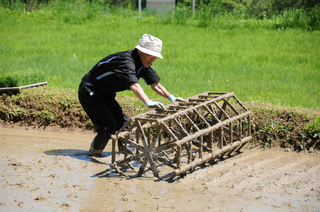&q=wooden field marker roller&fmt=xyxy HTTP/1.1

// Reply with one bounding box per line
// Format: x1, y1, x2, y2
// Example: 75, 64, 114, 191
110, 92, 252, 181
